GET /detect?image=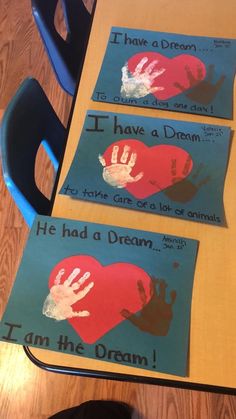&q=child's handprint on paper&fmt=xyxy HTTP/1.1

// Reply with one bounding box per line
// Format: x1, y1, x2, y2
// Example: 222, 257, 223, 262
121, 277, 176, 336
43, 267, 94, 321
121, 56, 166, 98
169, 156, 193, 184
164, 162, 210, 203
149, 154, 194, 200
99, 144, 143, 188
126, 52, 206, 100
174, 64, 225, 105
100, 140, 193, 199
